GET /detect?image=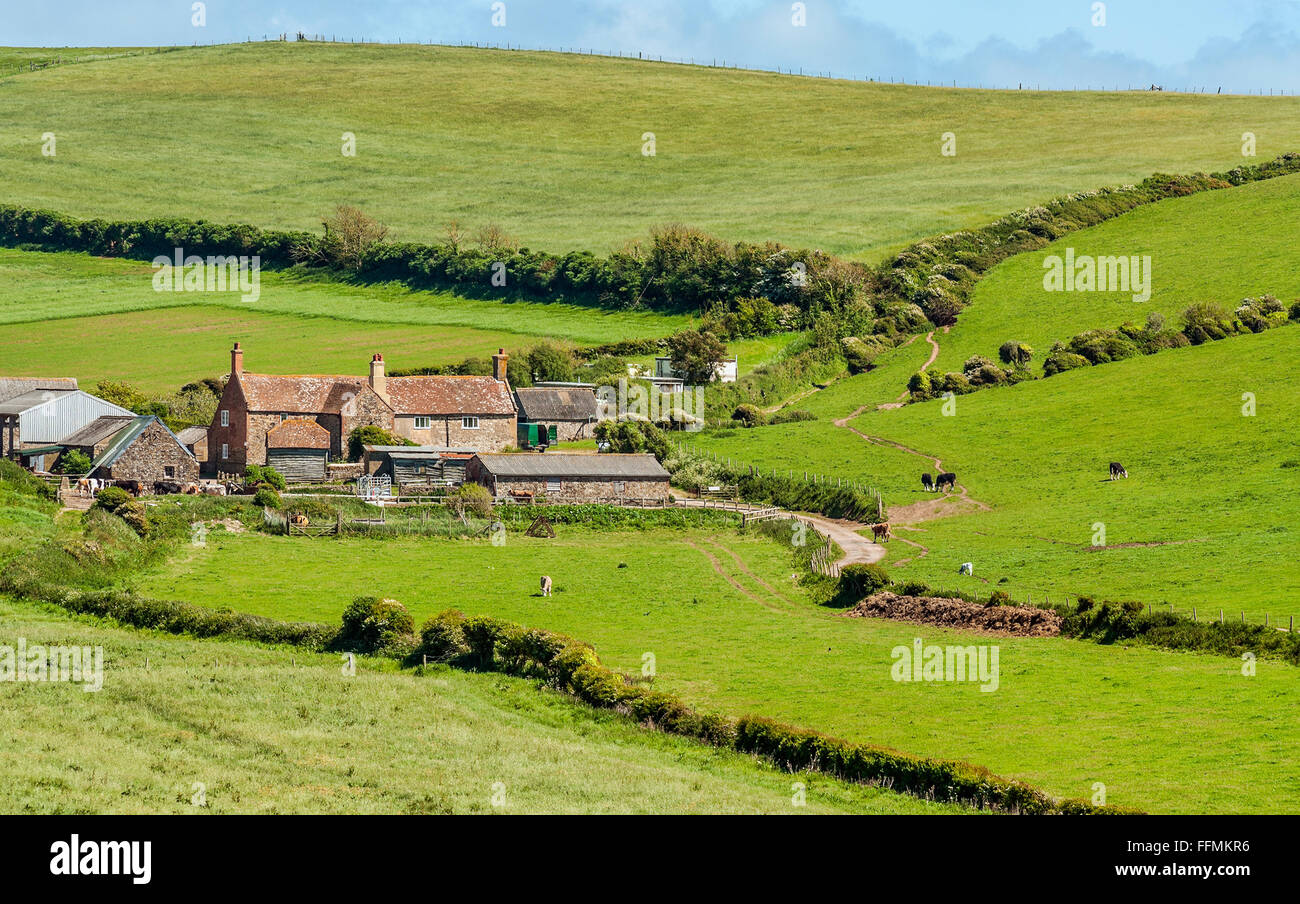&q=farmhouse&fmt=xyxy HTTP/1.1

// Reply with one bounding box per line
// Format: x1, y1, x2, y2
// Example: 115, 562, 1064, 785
265, 418, 331, 482
513, 386, 598, 448
87, 416, 199, 484
0, 384, 132, 467
466, 453, 670, 503
207, 344, 517, 472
